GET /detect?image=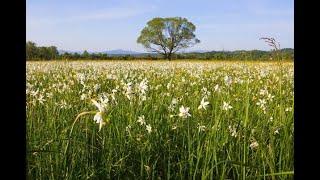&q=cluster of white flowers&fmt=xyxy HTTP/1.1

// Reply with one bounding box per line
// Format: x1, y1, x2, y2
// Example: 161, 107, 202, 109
222, 102, 233, 111
55, 100, 72, 109
166, 81, 174, 90
137, 115, 152, 133
201, 87, 211, 98
94, 84, 101, 92
228, 125, 237, 137
256, 99, 267, 113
